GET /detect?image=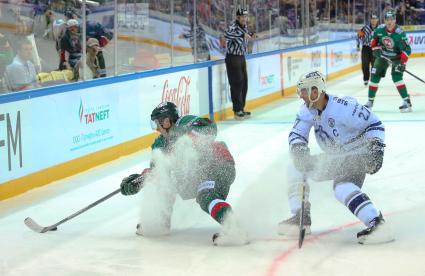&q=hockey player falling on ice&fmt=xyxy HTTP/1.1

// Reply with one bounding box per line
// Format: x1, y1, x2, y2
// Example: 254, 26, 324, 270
120, 102, 248, 245
365, 10, 412, 112
278, 70, 394, 244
